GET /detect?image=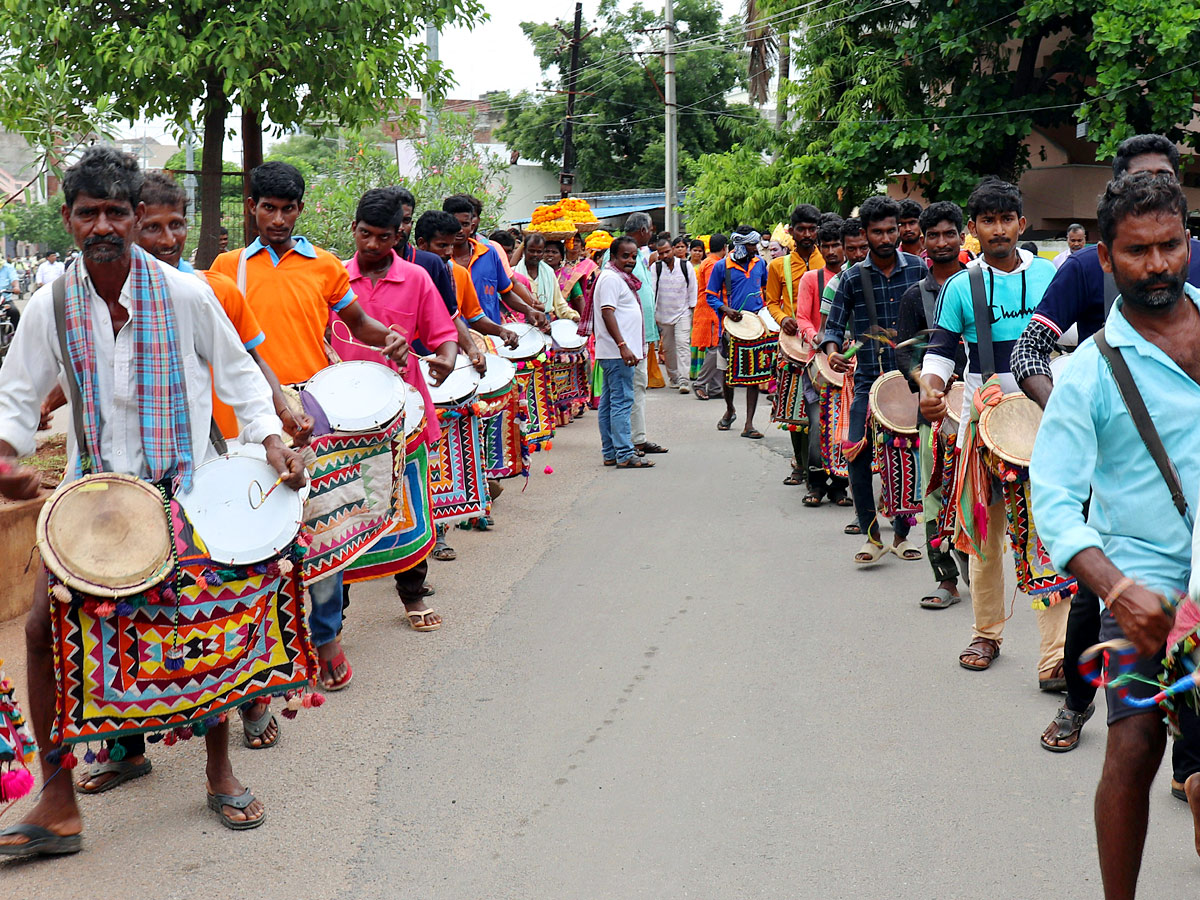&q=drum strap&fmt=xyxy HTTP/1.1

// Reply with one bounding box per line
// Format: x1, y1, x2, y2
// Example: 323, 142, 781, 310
1094, 327, 1191, 524
967, 266, 996, 380
857, 263, 882, 370
1102, 271, 1119, 315
783, 254, 793, 309
52, 277, 92, 474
